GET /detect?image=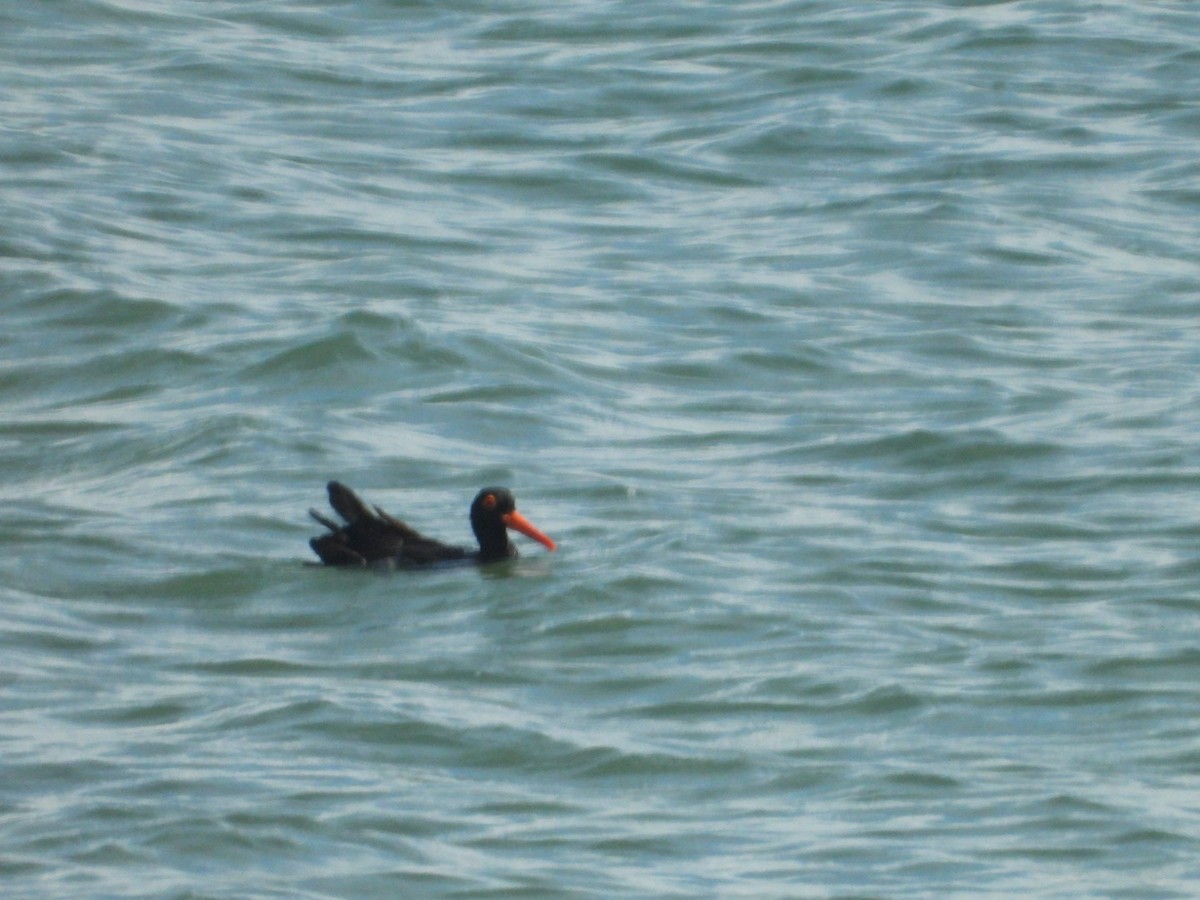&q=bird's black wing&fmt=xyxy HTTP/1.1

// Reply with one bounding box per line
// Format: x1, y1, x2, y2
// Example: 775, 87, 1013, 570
310, 481, 468, 567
